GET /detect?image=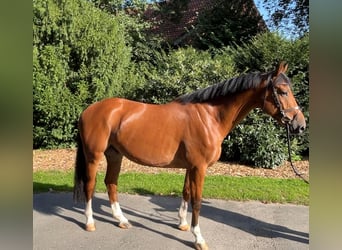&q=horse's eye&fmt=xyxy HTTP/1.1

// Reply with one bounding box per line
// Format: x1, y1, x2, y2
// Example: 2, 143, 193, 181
278, 90, 288, 96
